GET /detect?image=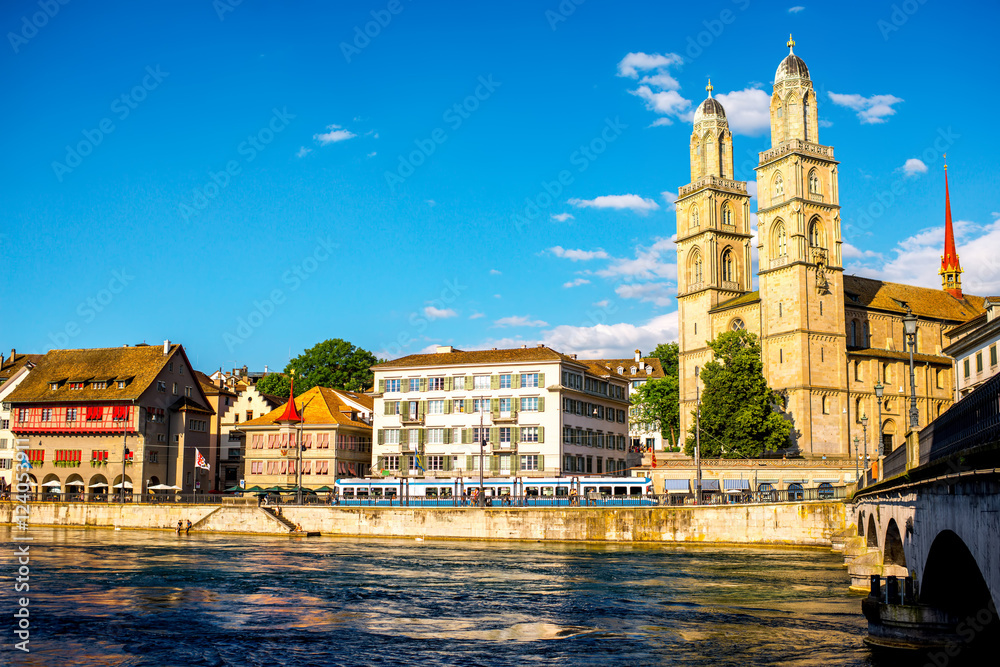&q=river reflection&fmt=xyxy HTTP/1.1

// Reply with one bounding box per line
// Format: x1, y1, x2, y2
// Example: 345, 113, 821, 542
3, 527, 926, 666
